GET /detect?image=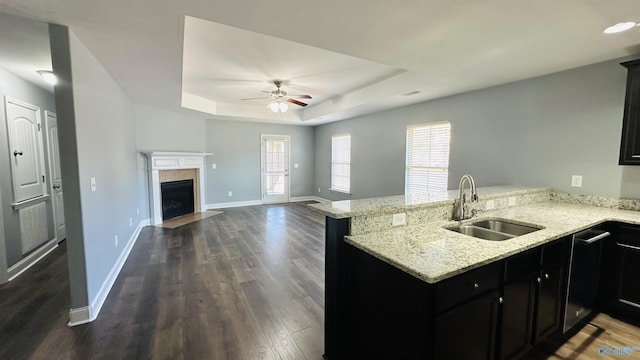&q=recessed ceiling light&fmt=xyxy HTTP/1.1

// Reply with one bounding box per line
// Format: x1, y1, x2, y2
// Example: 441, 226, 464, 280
37, 70, 58, 85
604, 22, 637, 34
